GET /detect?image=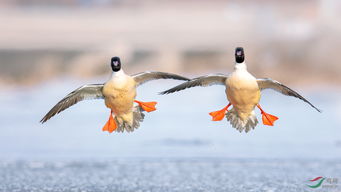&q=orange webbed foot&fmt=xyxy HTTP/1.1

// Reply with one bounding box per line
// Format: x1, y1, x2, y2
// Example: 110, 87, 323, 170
134, 100, 157, 112
102, 111, 117, 133
209, 104, 231, 121
261, 112, 279, 126
257, 104, 279, 126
